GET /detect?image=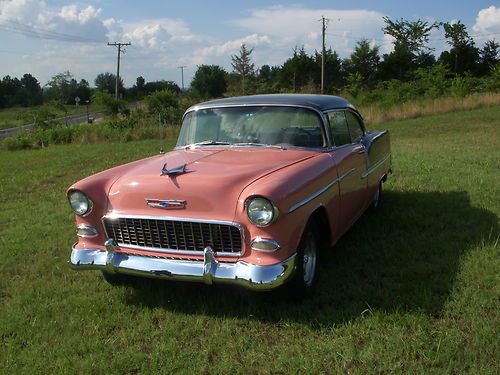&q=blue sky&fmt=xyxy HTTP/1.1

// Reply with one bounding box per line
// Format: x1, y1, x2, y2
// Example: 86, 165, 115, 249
0, 1, 499, 87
